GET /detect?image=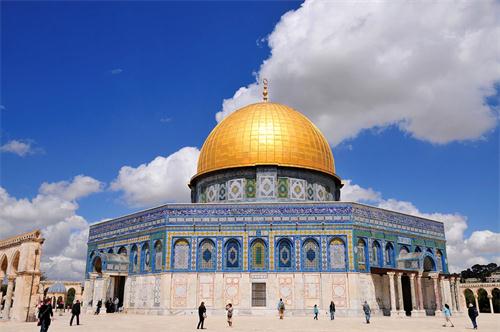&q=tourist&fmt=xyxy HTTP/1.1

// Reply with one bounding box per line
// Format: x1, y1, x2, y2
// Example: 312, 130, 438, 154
277, 298, 285, 319
362, 301, 371, 324
95, 299, 102, 315
329, 301, 336, 320
468, 303, 479, 330
70, 300, 81, 326
441, 303, 454, 327
114, 297, 119, 313
197, 301, 206, 329
313, 304, 319, 320
38, 298, 53, 332
225, 303, 233, 327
